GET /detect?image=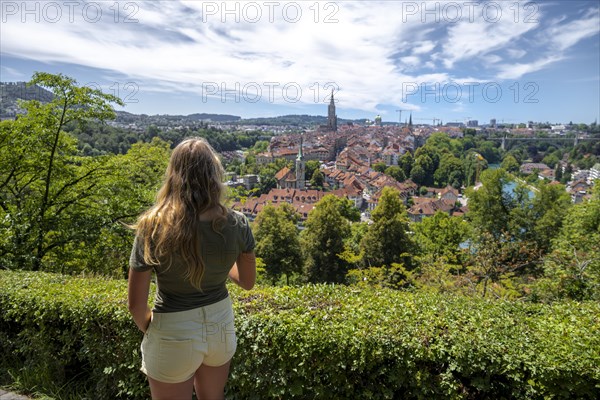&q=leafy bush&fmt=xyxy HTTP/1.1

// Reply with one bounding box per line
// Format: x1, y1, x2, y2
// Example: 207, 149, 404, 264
0, 271, 146, 399
1, 270, 599, 399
